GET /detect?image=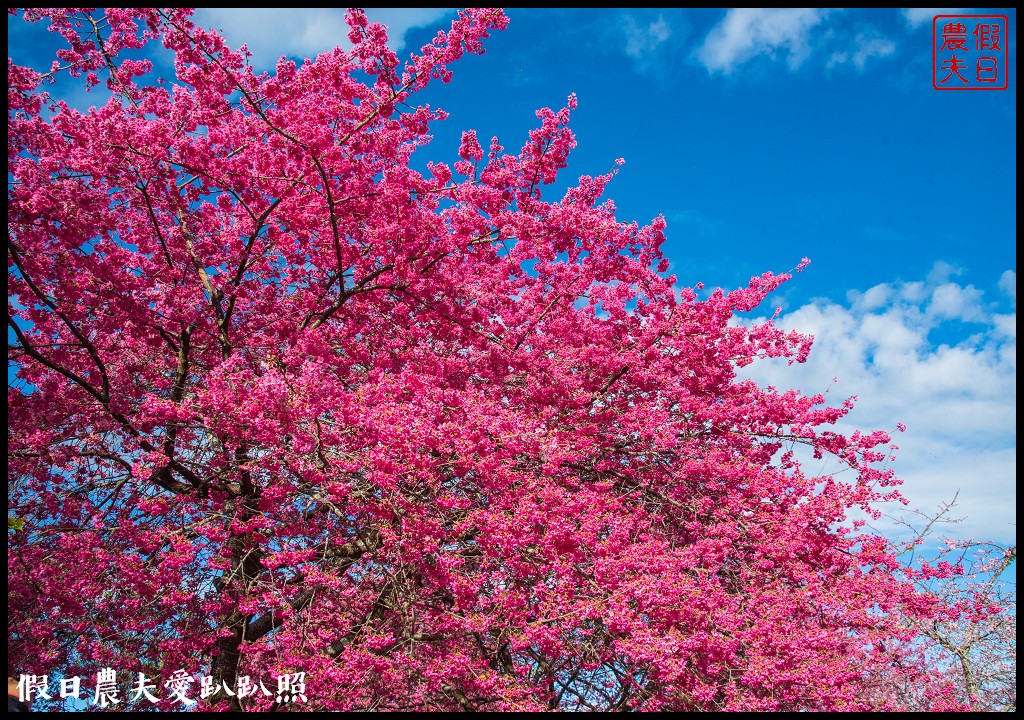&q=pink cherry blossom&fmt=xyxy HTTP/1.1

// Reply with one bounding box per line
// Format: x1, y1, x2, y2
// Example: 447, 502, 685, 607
7, 7, 1009, 712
